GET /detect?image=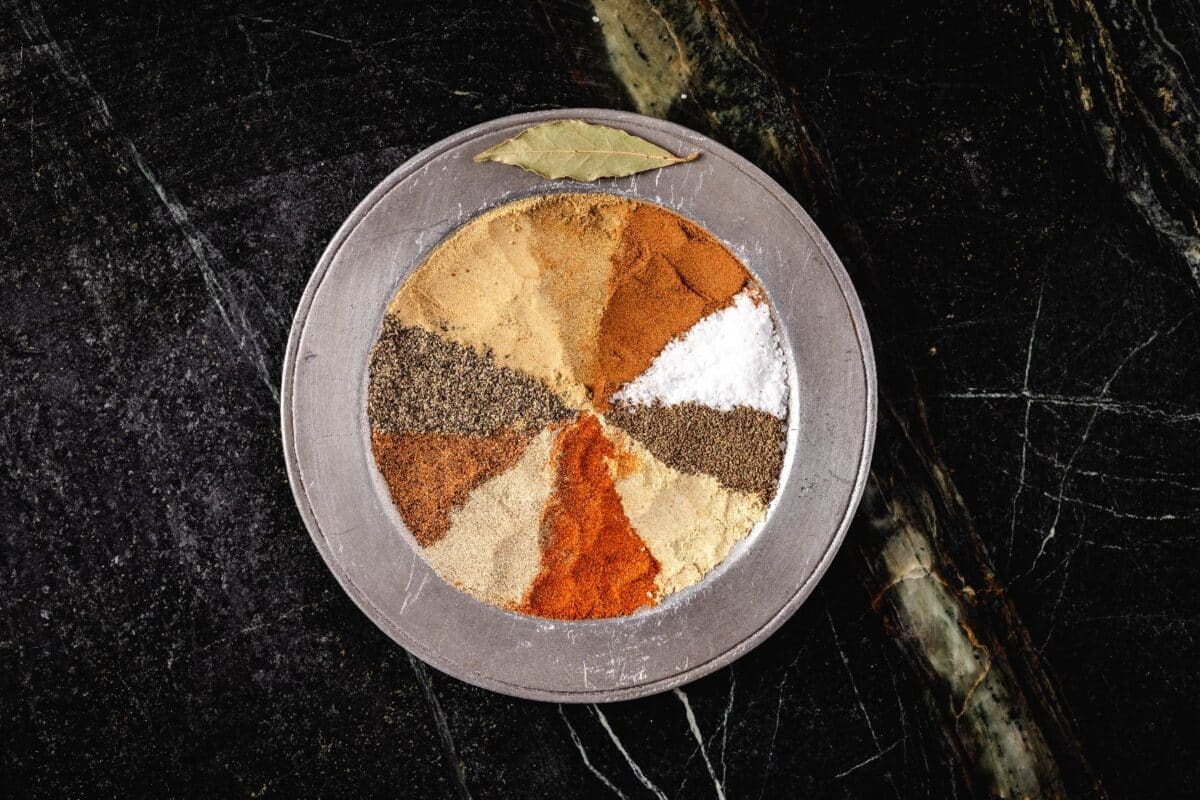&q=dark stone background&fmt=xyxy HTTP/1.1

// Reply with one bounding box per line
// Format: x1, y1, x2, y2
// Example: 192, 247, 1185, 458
2, 0, 1196, 796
